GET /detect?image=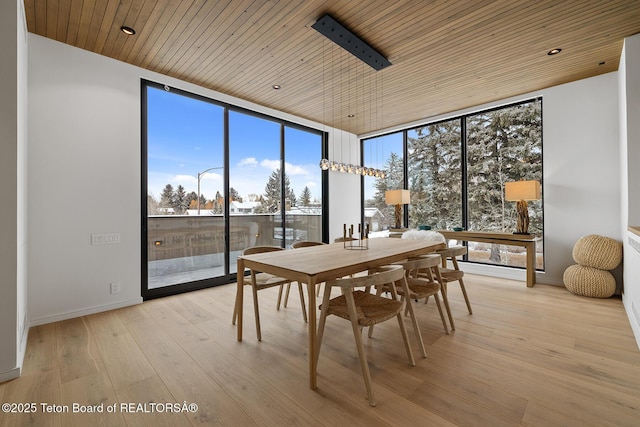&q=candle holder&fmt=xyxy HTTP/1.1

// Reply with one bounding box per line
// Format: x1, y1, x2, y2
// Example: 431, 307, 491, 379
343, 223, 369, 250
